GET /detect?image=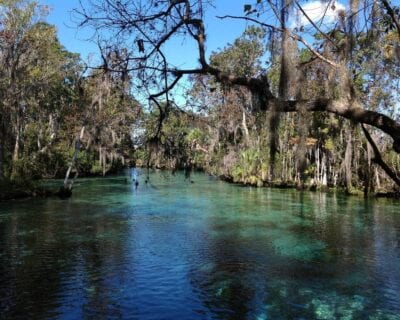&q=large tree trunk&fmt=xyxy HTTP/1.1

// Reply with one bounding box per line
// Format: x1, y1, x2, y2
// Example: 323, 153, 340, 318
270, 1, 294, 180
